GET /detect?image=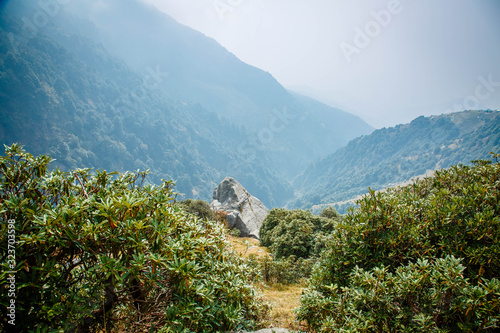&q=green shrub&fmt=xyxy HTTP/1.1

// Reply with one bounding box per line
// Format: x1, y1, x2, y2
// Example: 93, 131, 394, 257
260, 208, 339, 259
298, 256, 500, 332
258, 207, 340, 285
319, 206, 341, 219
176, 198, 215, 221
298, 157, 500, 331
0, 144, 267, 332
256, 255, 314, 285
229, 228, 242, 237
